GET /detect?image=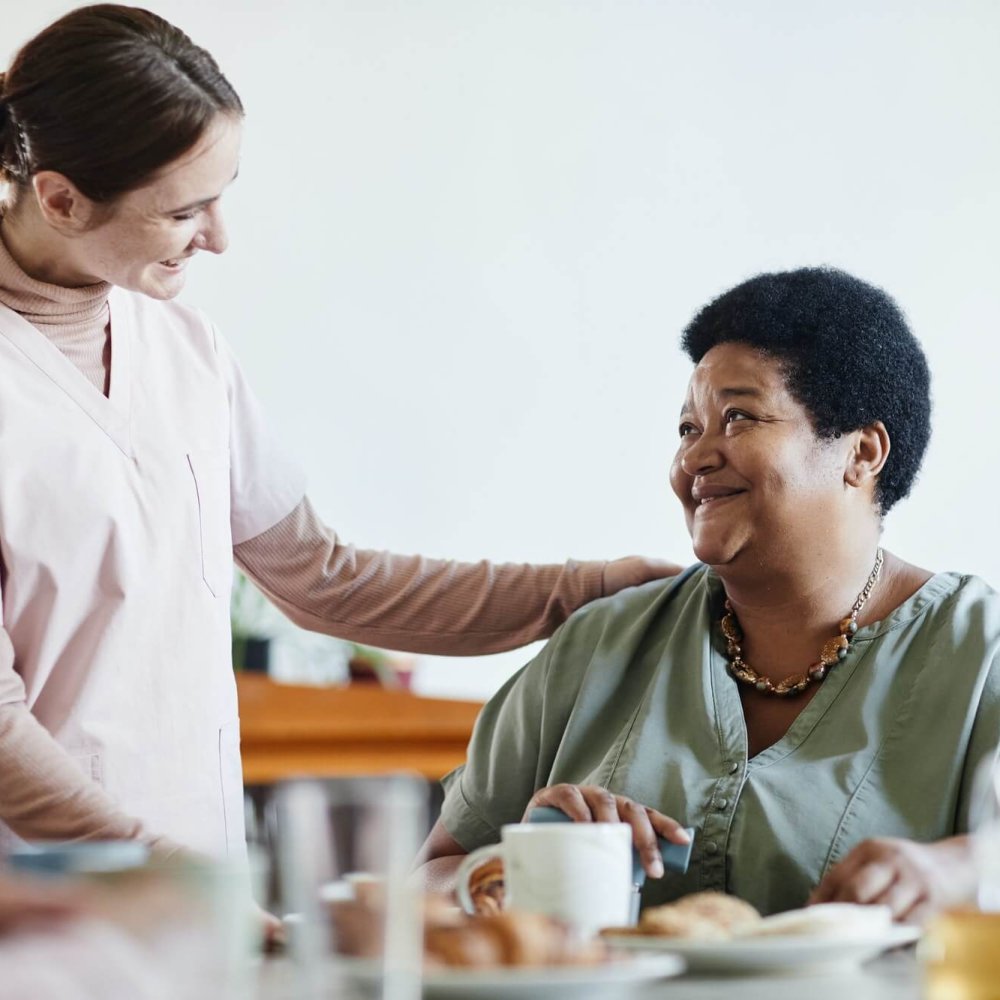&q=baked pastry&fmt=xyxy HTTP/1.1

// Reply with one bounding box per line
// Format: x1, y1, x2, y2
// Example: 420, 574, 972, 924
634, 907, 732, 941
667, 891, 761, 932
425, 910, 608, 969
602, 891, 761, 940
330, 900, 384, 958
425, 922, 506, 968
333, 887, 610, 969
466, 857, 505, 916
735, 903, 892, 939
